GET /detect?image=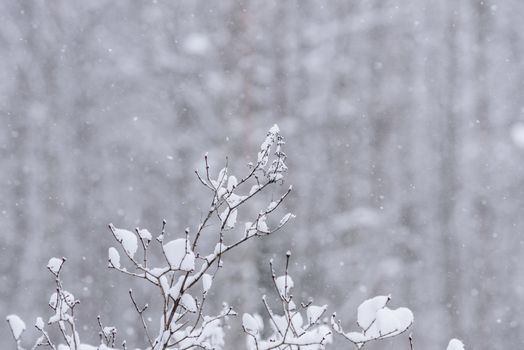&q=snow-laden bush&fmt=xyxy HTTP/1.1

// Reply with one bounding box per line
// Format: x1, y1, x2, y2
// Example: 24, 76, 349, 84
6, 125, 465, 350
